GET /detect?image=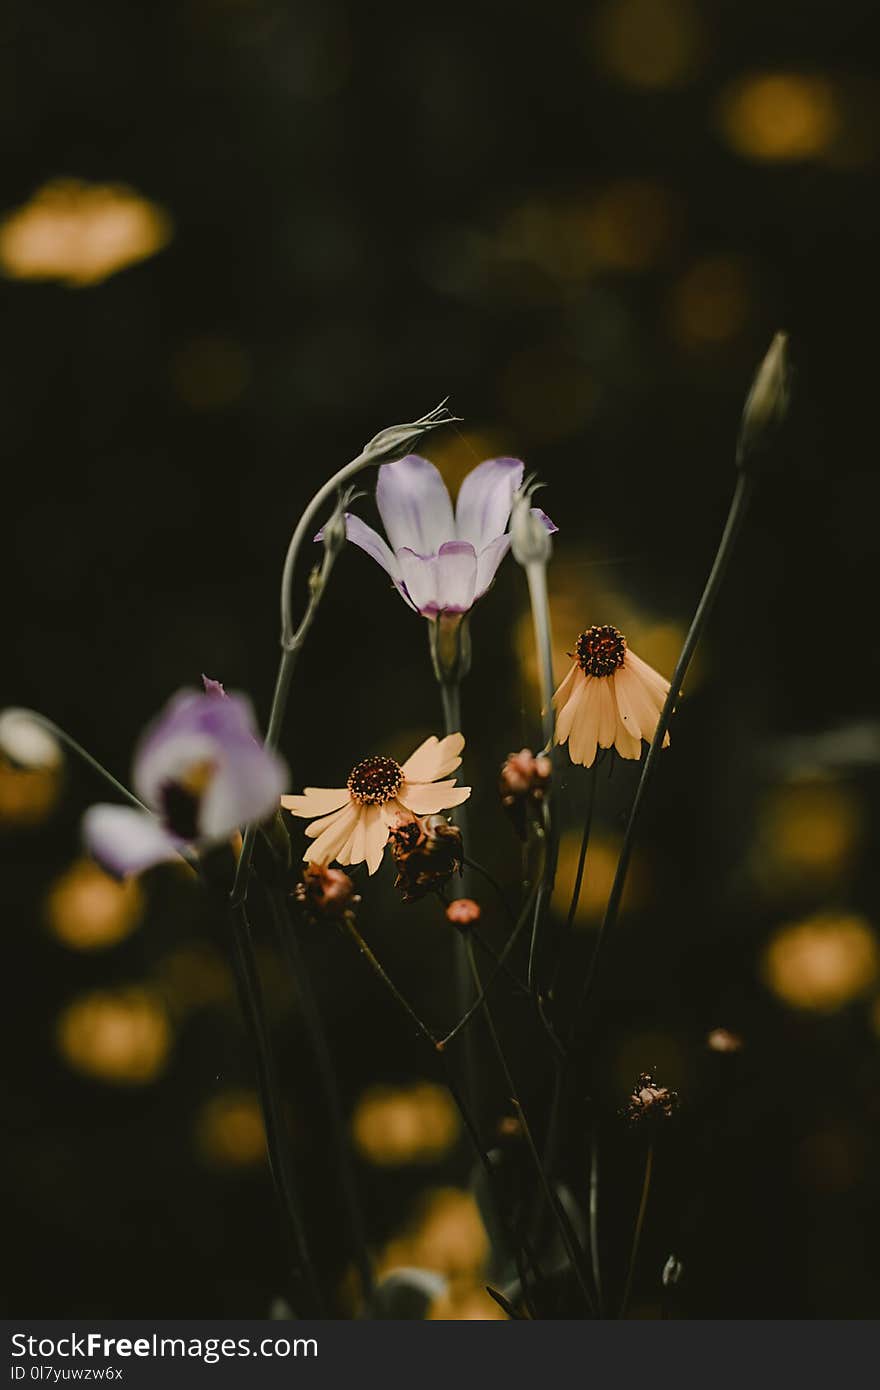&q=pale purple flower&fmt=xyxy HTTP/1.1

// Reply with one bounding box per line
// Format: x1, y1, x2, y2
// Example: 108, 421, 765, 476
319, 455, 556, 618
83, 688, 287, 876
